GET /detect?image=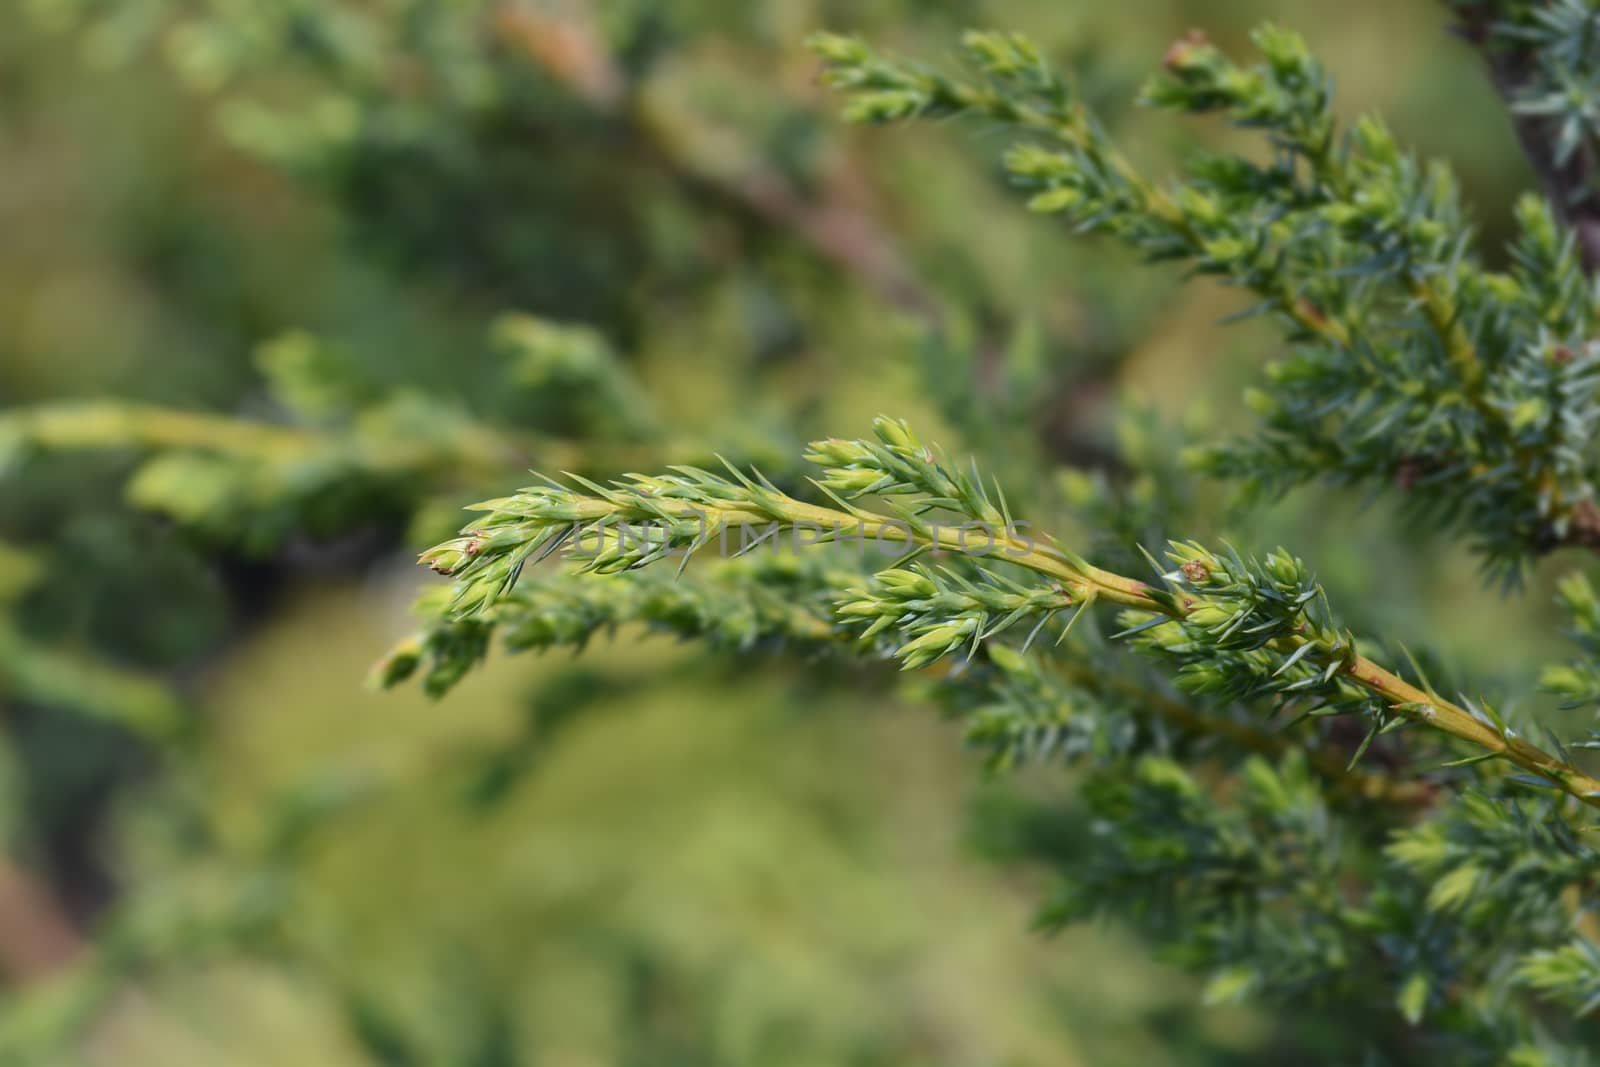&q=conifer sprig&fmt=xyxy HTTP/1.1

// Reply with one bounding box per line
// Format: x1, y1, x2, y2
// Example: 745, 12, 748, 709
386, 541, 1429, 806
375, 554, 850, 698
0, 317, 677, 552
811, 24, 1600, 577
1038, 757, 1600, 1046
416, 418, 1600, 808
